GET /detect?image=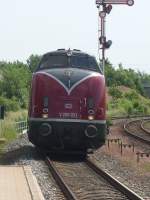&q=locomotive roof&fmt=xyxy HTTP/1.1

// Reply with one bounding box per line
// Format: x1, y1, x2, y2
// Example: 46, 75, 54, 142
42, 49, 91, 57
